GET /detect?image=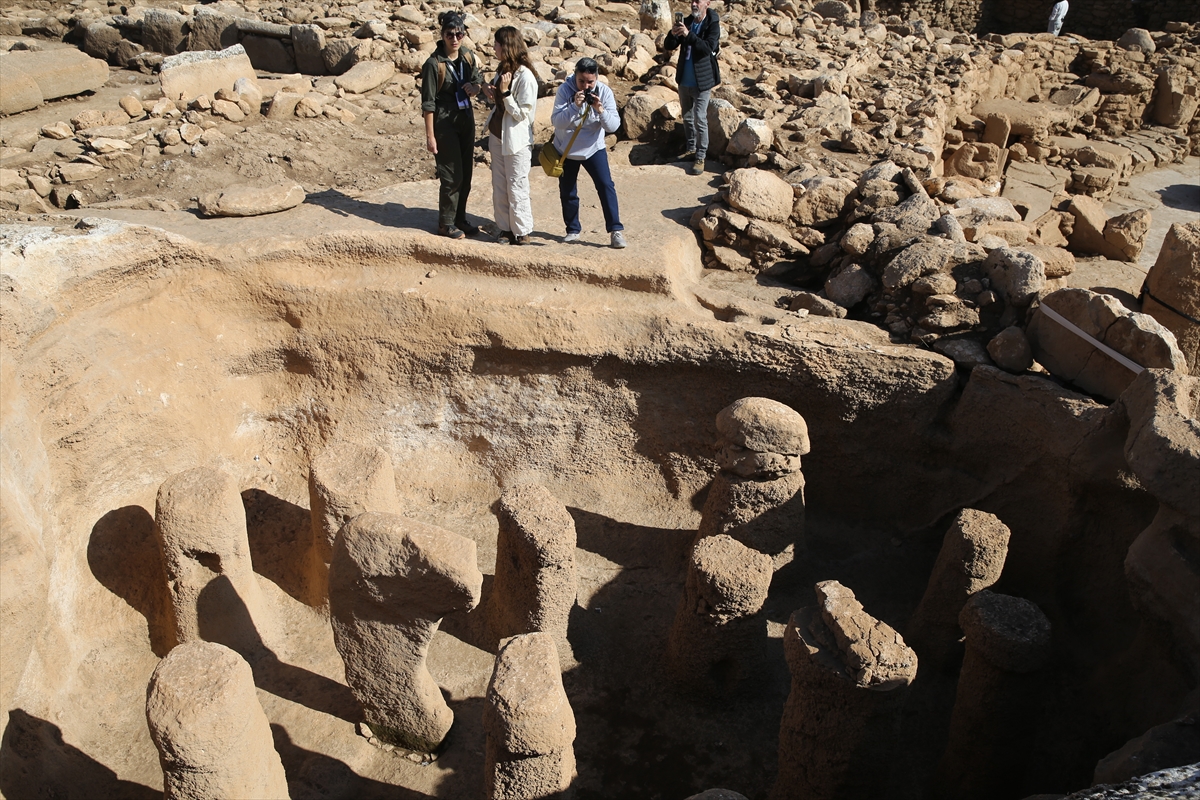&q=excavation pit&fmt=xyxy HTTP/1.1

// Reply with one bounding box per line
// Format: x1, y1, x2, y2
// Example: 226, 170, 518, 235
0, 173, 1194, 799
